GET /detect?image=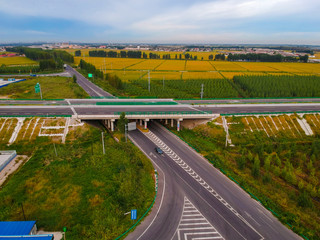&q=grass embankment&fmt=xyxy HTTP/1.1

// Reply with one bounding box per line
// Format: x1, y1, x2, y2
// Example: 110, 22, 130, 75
0, 76, 88, 99
171, 118, 320, 240
0, 126, 155, 239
